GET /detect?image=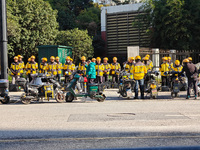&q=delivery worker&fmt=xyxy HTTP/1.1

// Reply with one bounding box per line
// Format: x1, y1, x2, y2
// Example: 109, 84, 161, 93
130, 56, 147, 99
123, 57, 134, 73
95, 57, 104, 83
63, 56, 73, 83
55, 57, 62, 82
71, 58, 75, 72
10, 56, 20, 84
180, 59, 198, 99
78, 56, 87, 76
160, 57, 169, 86
110, 57, 121, 84
145, 54, 153, 69
26, 56, 38, 82
25, 58, 31, 80
188, 57, 192, 64
39, 57, 48, 74
103, 57, 111, 82
86, 58, 96, 83
47, 56, 57, 77
18, 55, 24, 77
168, 57, 173, 71
172, 60, 183, 77
143, 56, 152, 71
